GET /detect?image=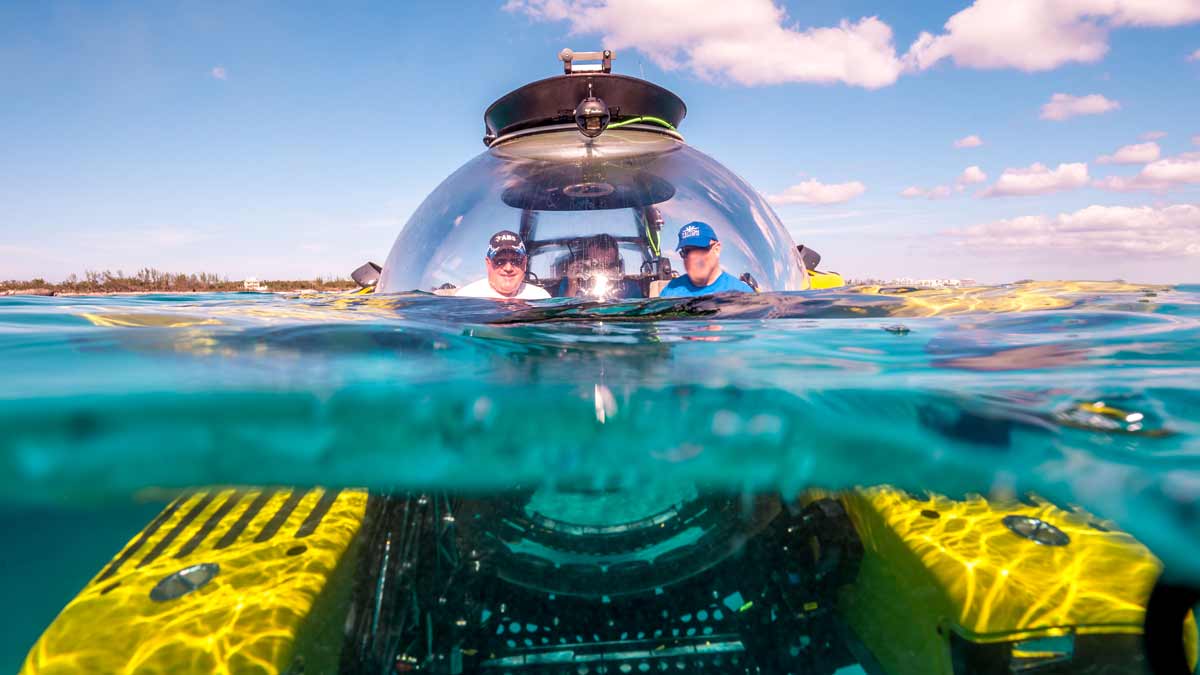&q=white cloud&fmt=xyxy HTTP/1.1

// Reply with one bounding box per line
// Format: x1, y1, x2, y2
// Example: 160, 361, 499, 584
768, 179, 866, 205
902, 166, 988, 199
1097, 141, 1161, 164
948, 203, 1200, 256
982, 162, 1089, 197
958, 165, 988, 185
1194, 135, 1200, 146
953, 134, 984, 148
905, 0, 1200, 73
1040, 93, 1120, 121
1140, 130, 1168, 141
1145, 154, 1200, 181
507, 1, 1200, 89
900, 185, 952, 200
506, 0, 566, 20
1189, 48, 1200, 61
1092, 176, 1141, 192
504, 0, 904, 88
210, 66, 227, 80
1094, 153, 1200, 192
